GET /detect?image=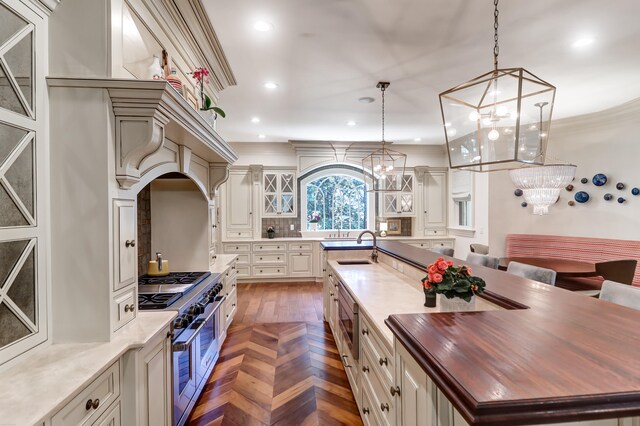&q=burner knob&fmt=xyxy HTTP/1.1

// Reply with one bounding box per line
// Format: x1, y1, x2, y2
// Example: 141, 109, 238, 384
187, 305, 198, 316
173, 316, 188, 329
194, 303, 205, 314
